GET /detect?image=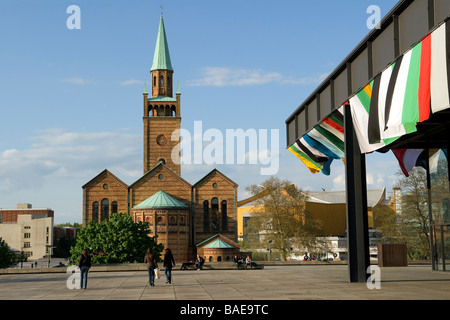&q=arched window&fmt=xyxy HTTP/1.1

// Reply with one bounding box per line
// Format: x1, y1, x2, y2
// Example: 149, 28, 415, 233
211, 197, 219, 232
203, 200, 209, 232
158, 105, 165, 116
112, 201, 118, 214
158, 158, 166, 165
92, 201, 99, 222
160, 75, 164, 86
221, 200, 228, 232
101, 199, 109, 221
153, 76, 156, 87
217, 256, 222, 262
